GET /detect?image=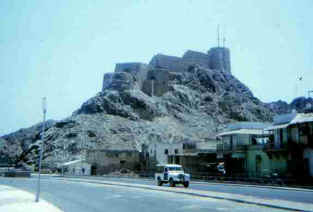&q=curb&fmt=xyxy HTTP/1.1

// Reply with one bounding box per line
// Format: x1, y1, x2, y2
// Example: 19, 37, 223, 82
203, 181, 313, 193
57, 177, 313, 212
